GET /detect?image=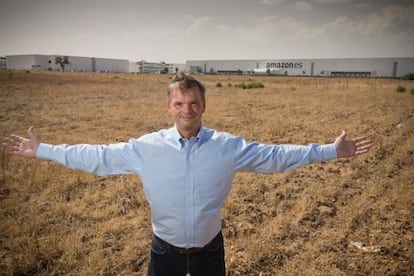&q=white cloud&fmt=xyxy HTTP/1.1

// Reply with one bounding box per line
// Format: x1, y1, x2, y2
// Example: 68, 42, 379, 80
294, 1, 312, 11
260, 0, 286, 5
314, 0, 350, 3
218, 16, 307, 41
185, 15, 212, 33
382, 4, 414, 23
216, 3, 414, 44
354, 5, 414, 39
351, 2, 371, 9
127, 15, 211, 41
293, 4, 414, 43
